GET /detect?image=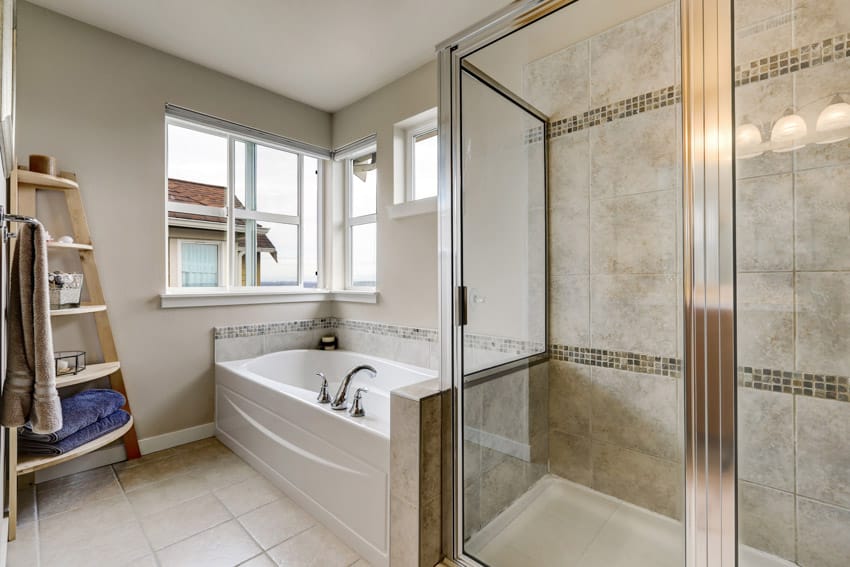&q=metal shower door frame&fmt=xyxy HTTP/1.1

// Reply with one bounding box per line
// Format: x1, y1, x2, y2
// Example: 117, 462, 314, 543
437, 0, 736, 565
